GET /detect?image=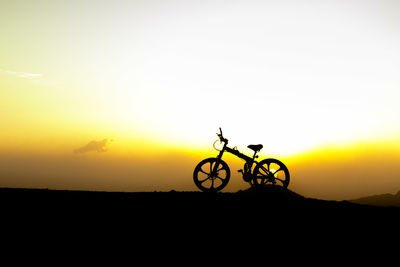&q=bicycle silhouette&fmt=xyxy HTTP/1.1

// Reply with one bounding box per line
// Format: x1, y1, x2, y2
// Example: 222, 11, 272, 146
193, 128, 290, 192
